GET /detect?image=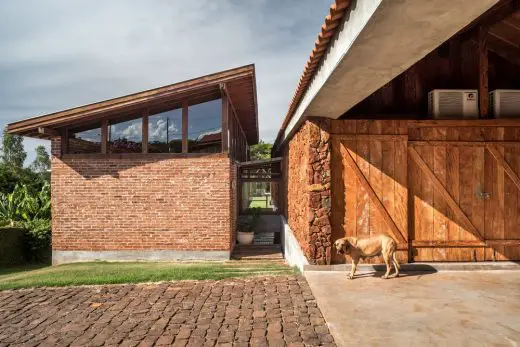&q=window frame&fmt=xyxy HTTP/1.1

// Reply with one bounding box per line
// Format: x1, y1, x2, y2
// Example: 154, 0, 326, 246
61, 93, 248, 161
